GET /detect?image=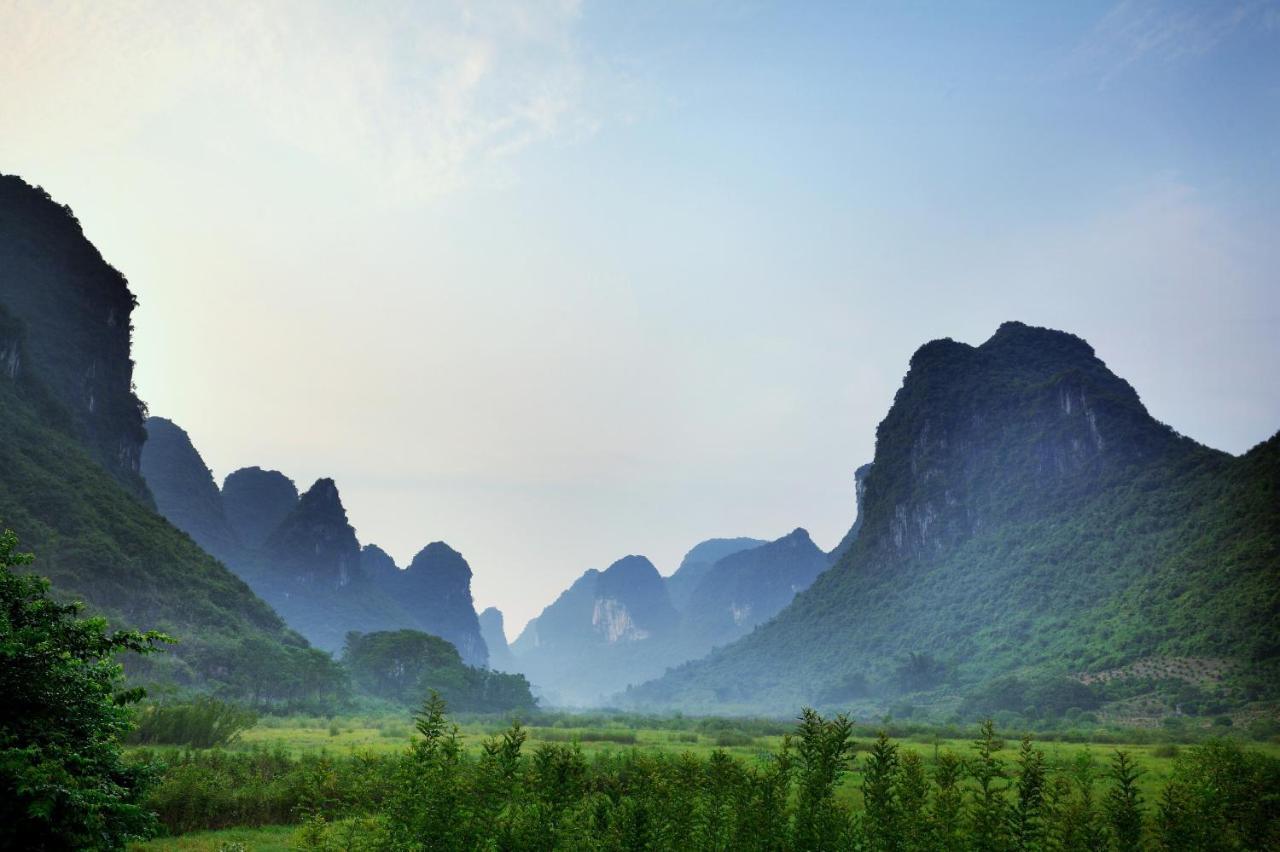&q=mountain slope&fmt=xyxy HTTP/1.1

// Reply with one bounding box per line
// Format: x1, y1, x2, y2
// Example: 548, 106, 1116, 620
666, 537, 767, 610
511, 555, 679, 704
627, 322, 1280, 714
0, 175, 338, 703
680, 528, 830, 649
